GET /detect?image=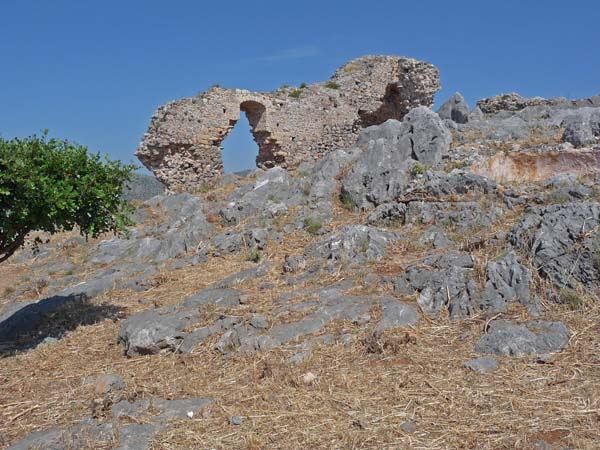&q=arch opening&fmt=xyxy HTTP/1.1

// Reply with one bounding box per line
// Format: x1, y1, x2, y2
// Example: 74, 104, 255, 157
220, 112, 259, 174
221, 101, 284, 173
